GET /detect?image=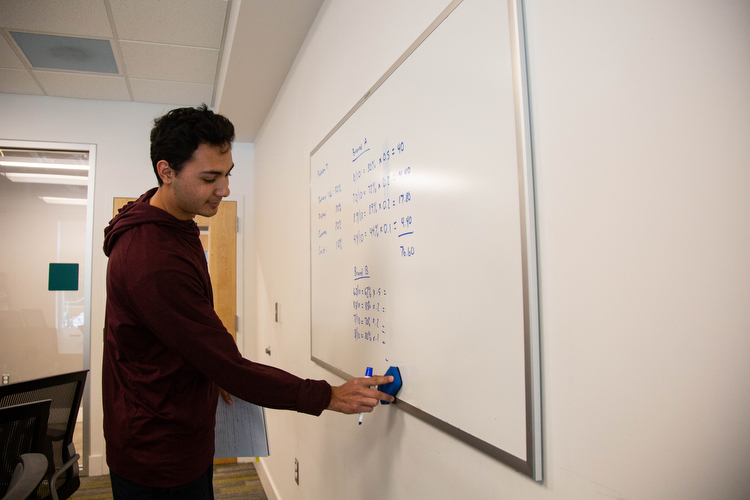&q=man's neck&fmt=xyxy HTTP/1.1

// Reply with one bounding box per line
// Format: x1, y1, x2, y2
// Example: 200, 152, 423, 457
149, 186, 191, 220
149, 187, 167, 211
